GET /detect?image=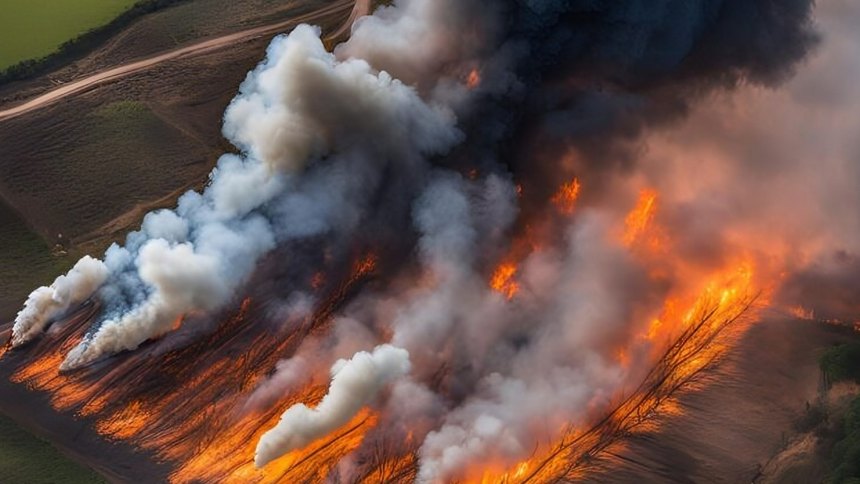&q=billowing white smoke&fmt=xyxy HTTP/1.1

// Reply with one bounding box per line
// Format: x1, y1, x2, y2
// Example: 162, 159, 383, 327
225, 25, 460, 173
10, 23, 460, 370
254, 344, 410, 468
11, 256, 108, 347
336, 0, 484, 87
243, 316, 379, 413
59, 203, 277, 370
61, 238, 249, 370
